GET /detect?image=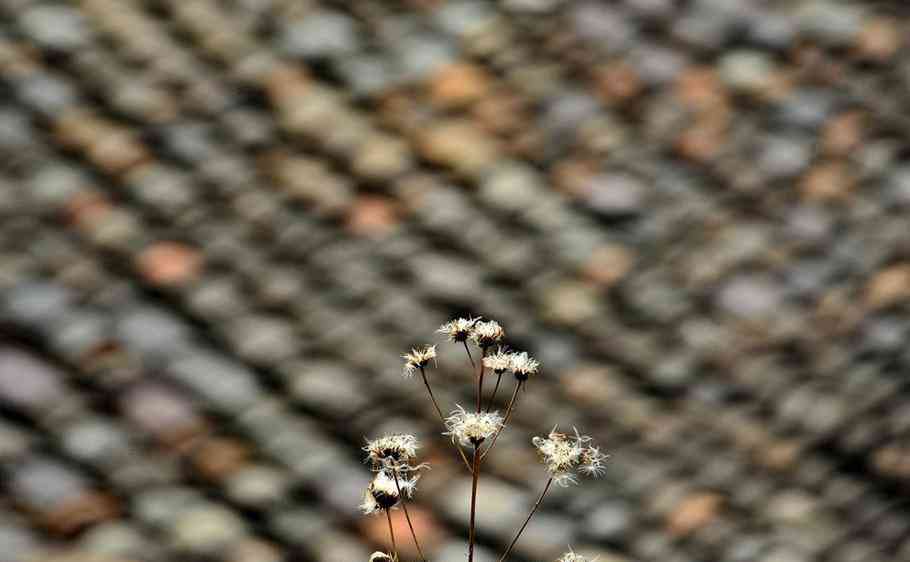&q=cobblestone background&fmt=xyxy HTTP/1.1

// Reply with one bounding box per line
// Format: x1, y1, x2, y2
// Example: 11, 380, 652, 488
1, 1, 910, 561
